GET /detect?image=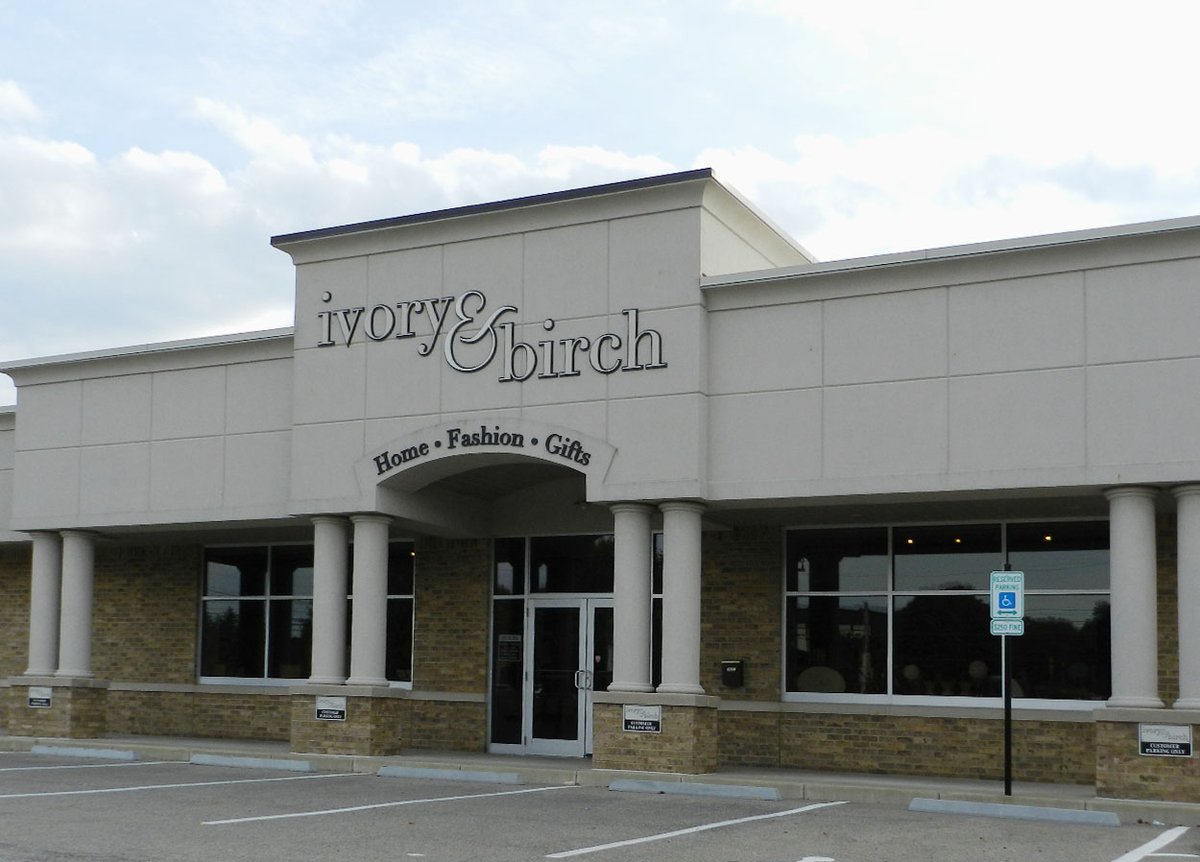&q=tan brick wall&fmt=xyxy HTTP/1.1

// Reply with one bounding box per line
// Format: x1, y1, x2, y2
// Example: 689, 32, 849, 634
93, 544, 200, 684
413, 537, 490, 692
718, 709, 781, 768
0, 543, 31, 679
291, 693, 407, 755
8, 684, 107, 739
1096, 720, 1200, 802
779, 712, 1094, 784
1157, 514, 1178, 705
407, 700, 487, 751
700, 528, 782, 701
592, 703, 718, 773
107, 689, 291, 740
